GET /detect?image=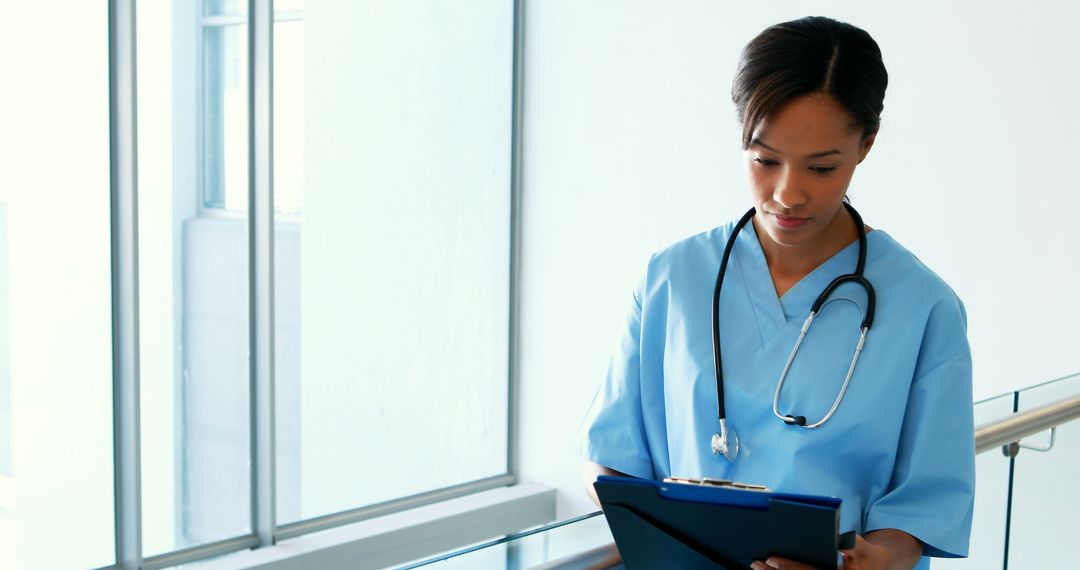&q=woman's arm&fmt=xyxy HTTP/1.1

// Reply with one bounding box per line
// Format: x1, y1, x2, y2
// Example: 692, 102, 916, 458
582, 461, 633, 507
